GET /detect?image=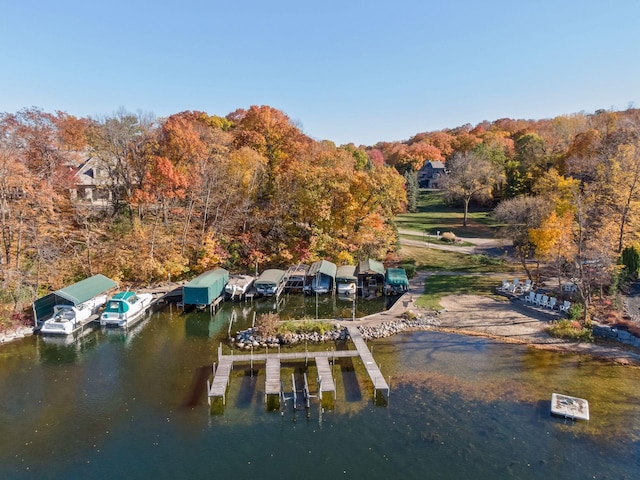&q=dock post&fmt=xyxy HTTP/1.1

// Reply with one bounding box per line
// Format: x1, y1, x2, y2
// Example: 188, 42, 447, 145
292, 373, 297, 410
